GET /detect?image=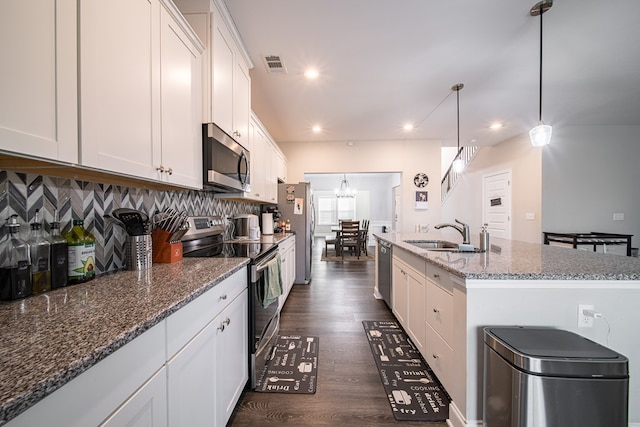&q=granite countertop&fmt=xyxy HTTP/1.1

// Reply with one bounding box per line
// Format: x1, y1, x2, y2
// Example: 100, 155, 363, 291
375, 232, 640, 281
0, 256, 249, 425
